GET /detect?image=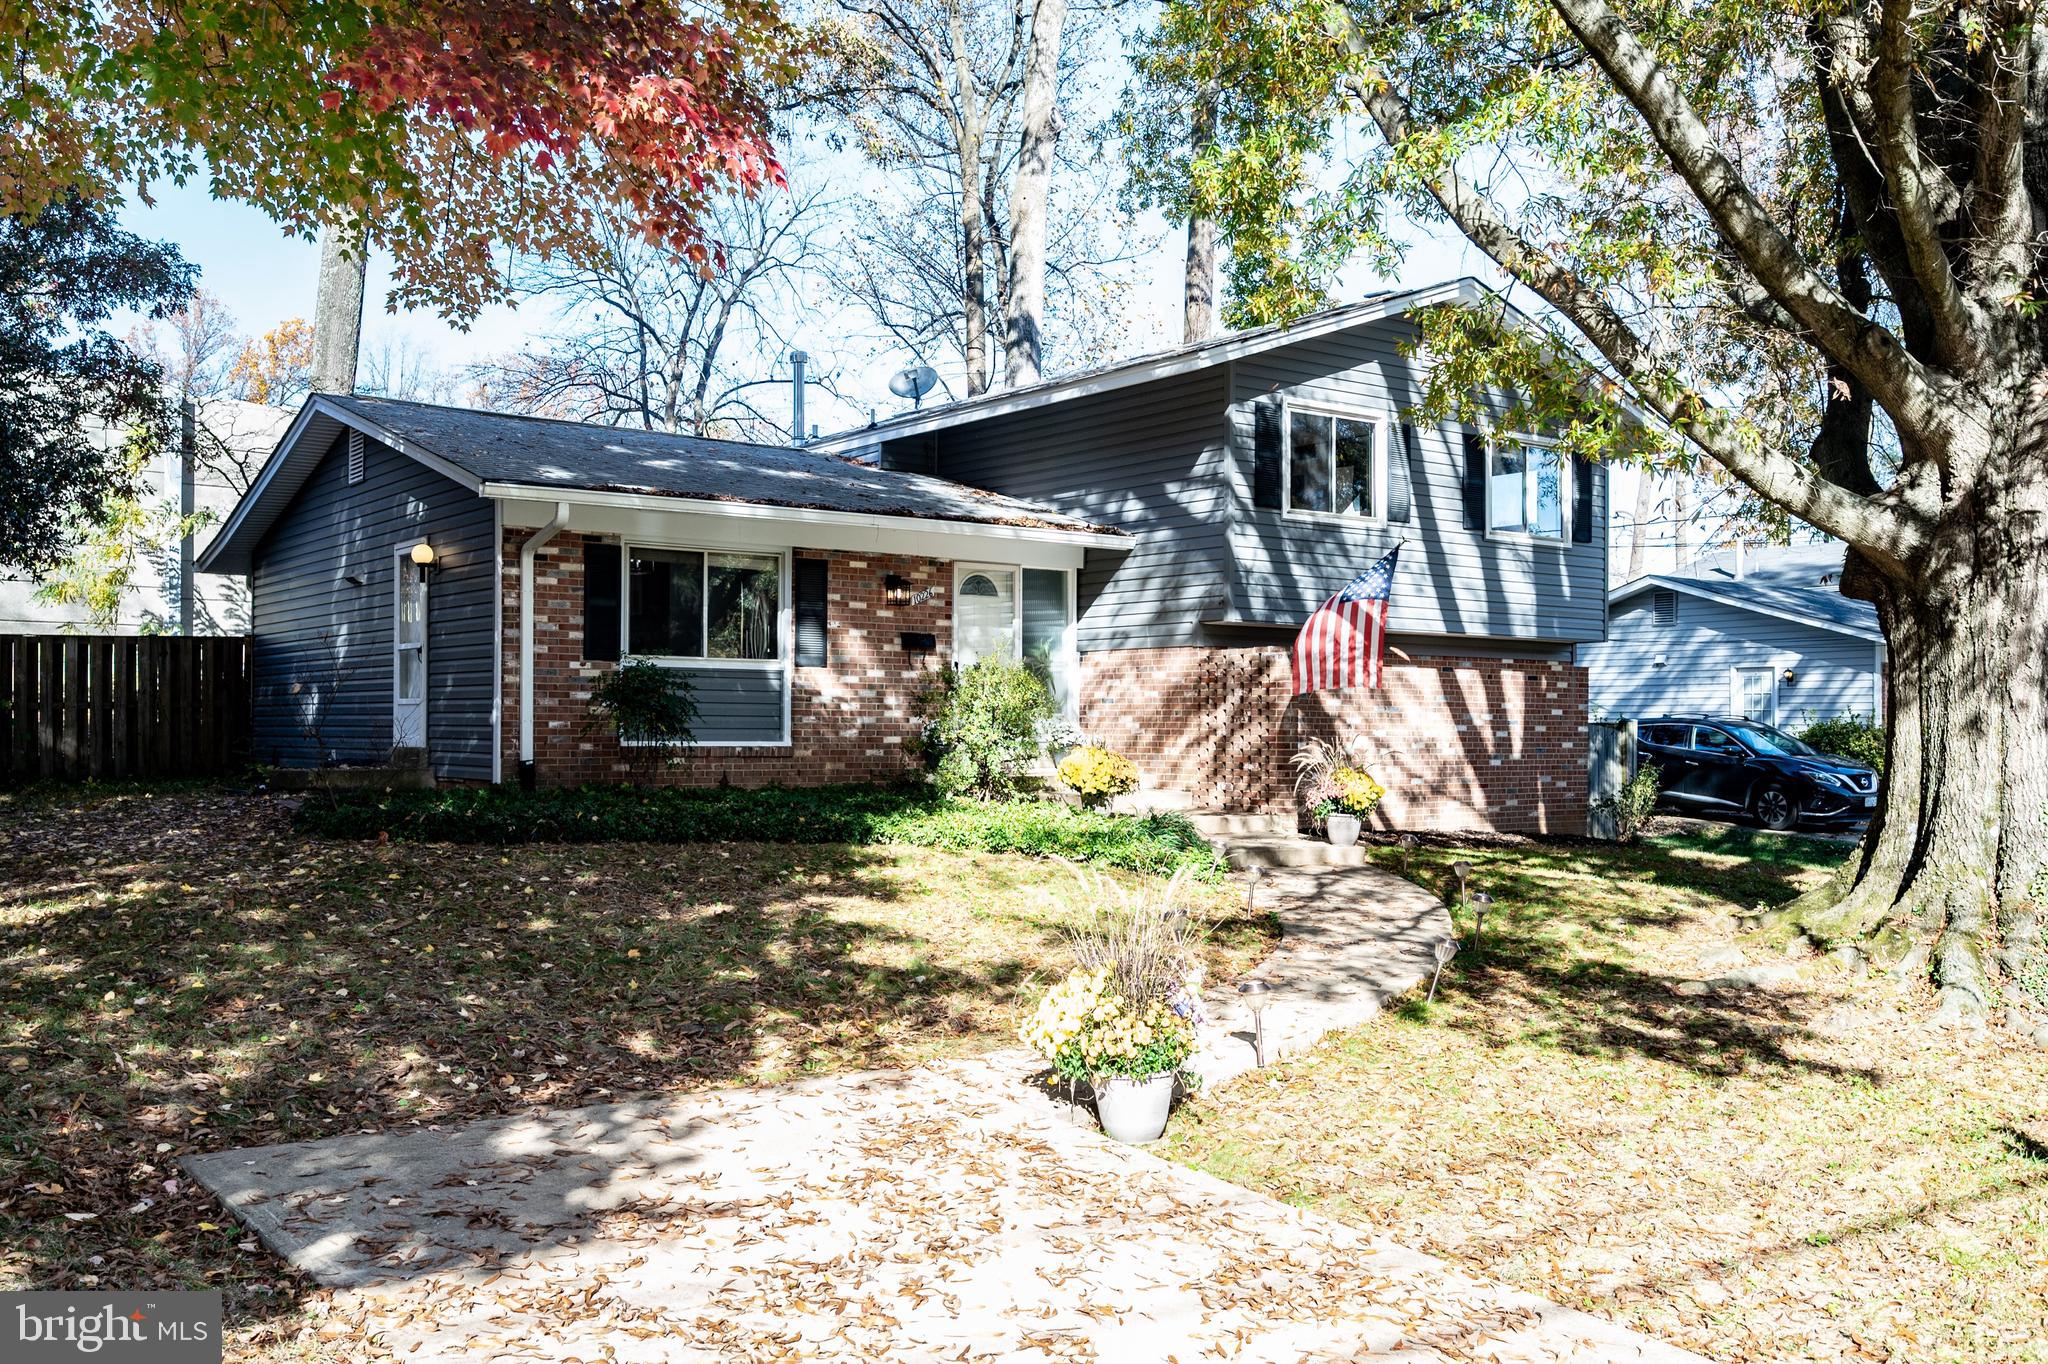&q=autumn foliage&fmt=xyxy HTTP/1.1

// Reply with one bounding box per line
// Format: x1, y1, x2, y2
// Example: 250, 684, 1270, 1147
4, 1, 790, 318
